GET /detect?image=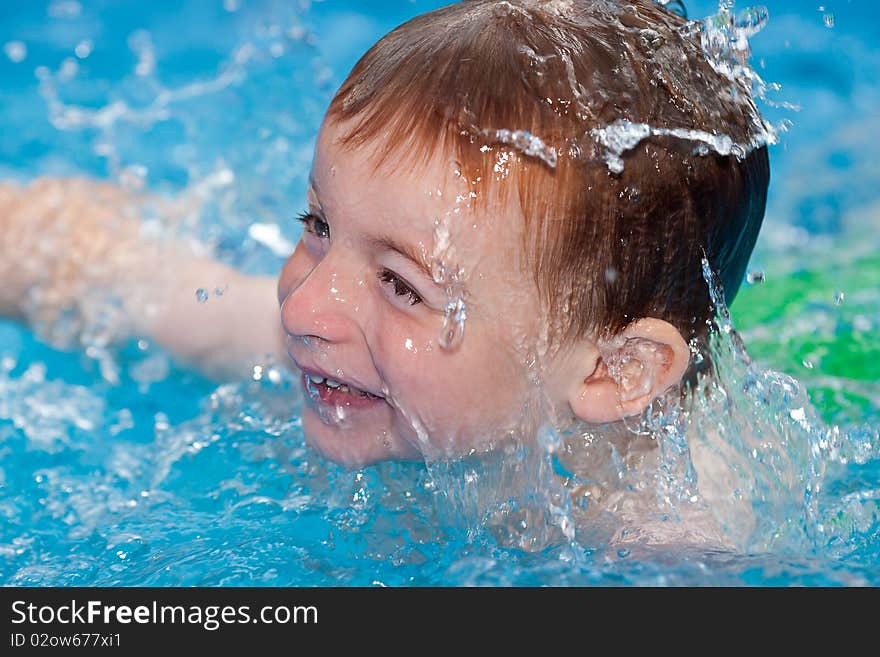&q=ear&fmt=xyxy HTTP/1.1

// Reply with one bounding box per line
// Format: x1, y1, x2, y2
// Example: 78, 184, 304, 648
567, 318, 690, 424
